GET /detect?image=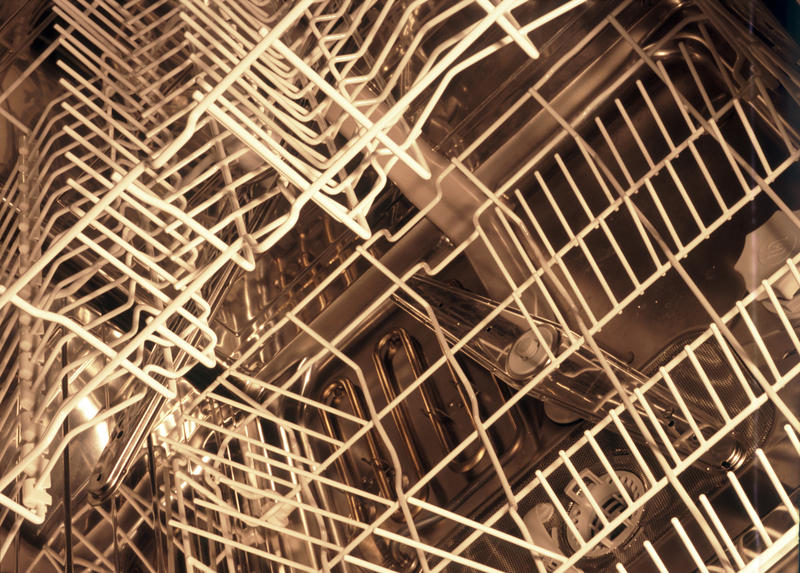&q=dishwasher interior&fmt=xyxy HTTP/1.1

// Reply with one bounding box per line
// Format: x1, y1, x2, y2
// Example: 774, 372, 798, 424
0, 0, 799, 571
